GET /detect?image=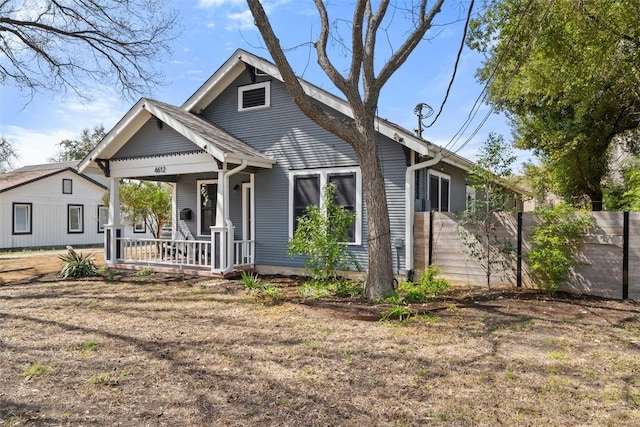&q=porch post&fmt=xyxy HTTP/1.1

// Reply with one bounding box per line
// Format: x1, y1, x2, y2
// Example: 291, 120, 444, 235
214, 170, 227, 272
104, 178, 124, 265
